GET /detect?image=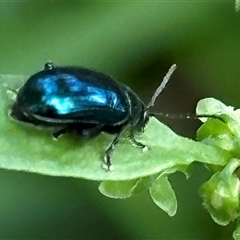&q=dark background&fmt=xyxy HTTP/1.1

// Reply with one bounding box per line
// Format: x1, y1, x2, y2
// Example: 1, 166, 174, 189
0, 2, 239, 239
